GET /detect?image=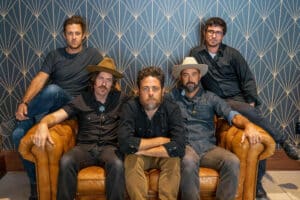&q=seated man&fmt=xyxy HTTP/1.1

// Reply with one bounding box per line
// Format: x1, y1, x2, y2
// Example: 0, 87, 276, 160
31, 57, 127, 200
118, 66, 186, 200
13, 15, 102, 199
169, 57, 263, 200
190, 17, 300, 199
